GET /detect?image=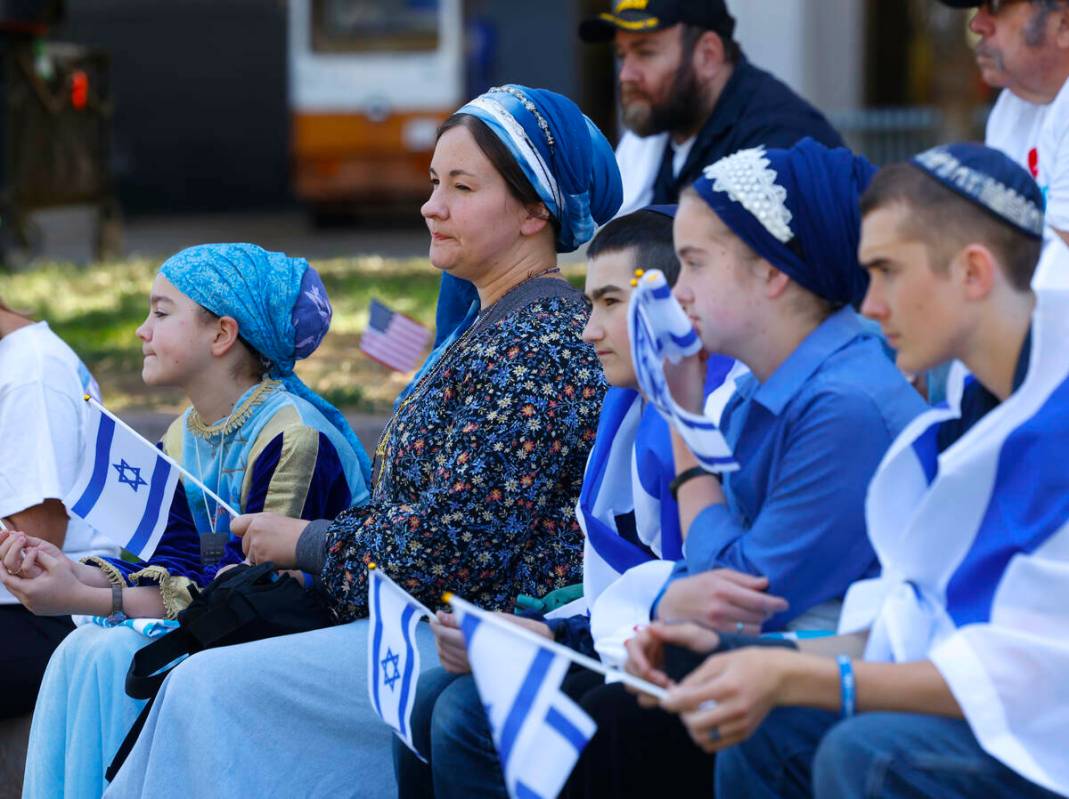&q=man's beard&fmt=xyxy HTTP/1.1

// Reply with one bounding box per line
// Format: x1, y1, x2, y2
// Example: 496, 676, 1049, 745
620, 60, 705, 138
